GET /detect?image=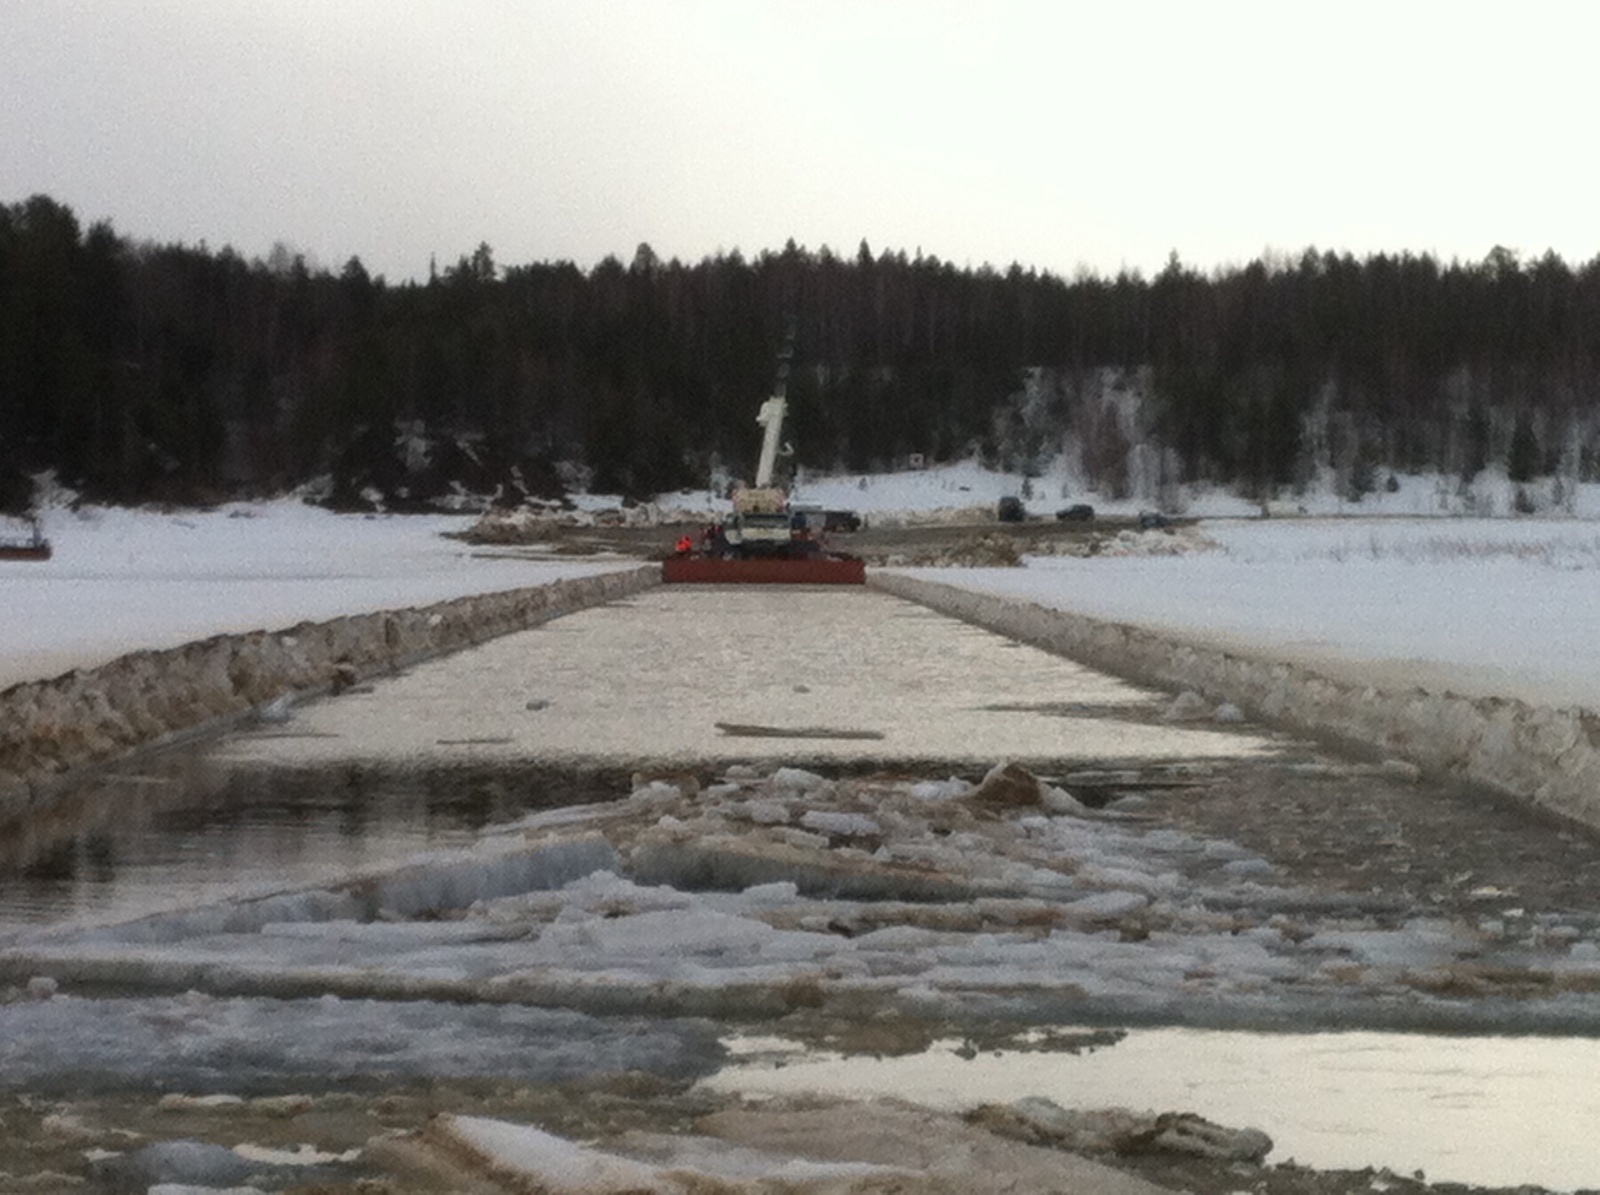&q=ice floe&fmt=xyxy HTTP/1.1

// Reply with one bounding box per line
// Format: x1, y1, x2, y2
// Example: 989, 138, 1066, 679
8, 762, 1600, 1096
404, 1101, 1176, 1195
